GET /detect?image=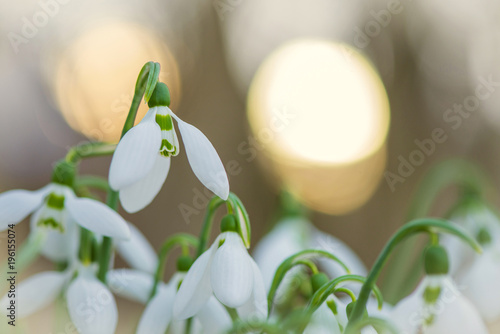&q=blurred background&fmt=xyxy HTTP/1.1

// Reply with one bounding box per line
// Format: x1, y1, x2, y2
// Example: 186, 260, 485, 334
1, 0, 500, 332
